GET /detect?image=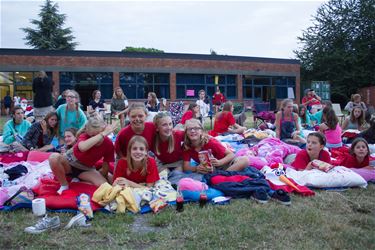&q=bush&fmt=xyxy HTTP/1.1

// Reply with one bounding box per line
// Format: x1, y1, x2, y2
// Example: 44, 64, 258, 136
331, 92, 349, 108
